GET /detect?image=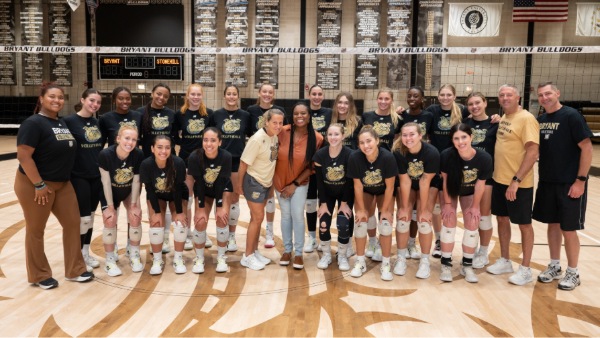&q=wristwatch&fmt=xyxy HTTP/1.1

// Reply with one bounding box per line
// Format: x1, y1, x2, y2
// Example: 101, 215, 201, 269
512, 176, 522, 183
576, 176, 588, 182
